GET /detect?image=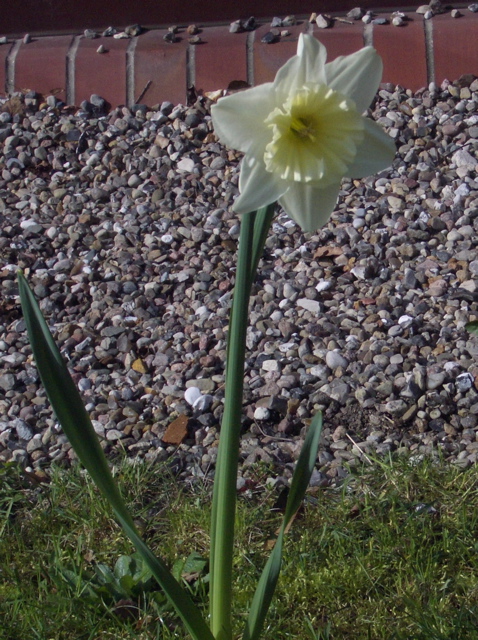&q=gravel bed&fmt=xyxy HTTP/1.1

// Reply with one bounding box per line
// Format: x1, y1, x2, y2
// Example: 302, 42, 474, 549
1, 77, 478, 488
